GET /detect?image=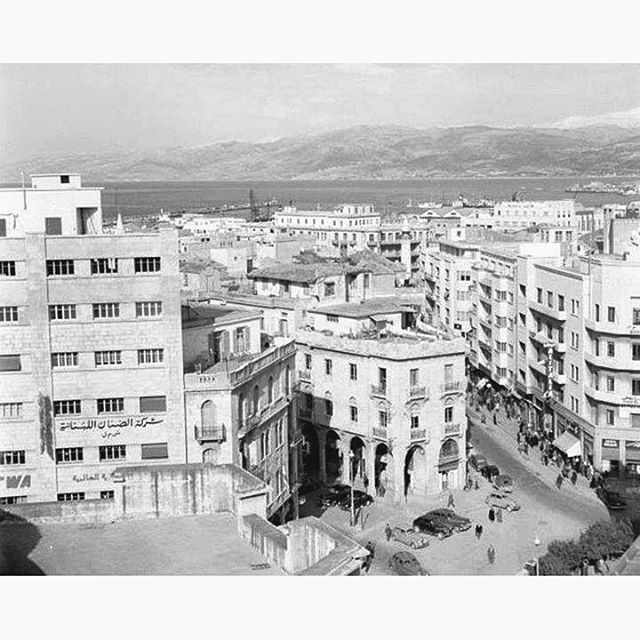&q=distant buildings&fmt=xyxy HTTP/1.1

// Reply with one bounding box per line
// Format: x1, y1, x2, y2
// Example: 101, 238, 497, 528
493, 200, 576, 229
